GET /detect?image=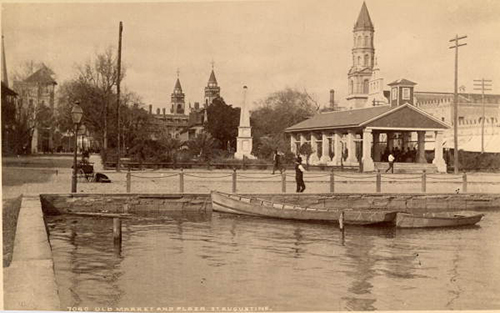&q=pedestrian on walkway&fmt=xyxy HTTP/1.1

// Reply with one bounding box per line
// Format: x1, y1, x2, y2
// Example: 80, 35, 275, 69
272, 150, 281, 174
386, 153, 395, 173
295, 156, 306, 192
